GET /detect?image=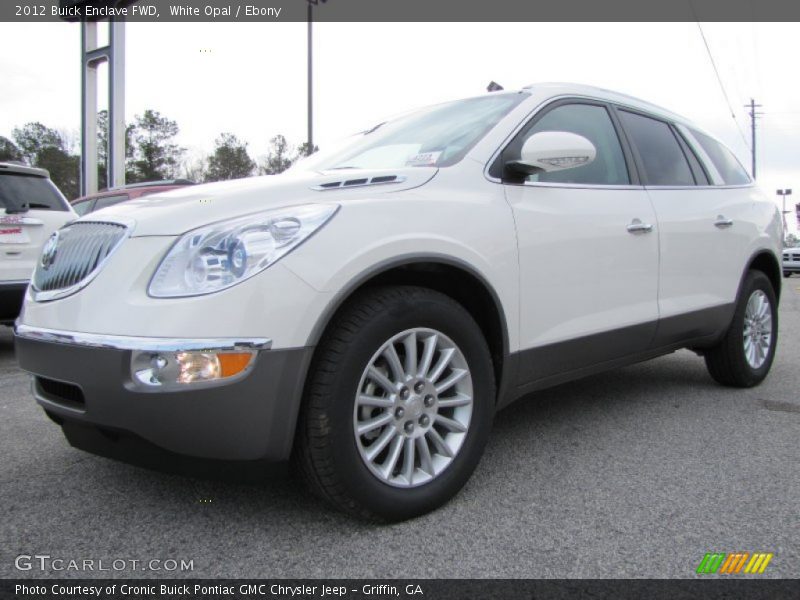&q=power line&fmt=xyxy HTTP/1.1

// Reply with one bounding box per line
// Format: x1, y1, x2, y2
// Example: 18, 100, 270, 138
693, 20, 751, 152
